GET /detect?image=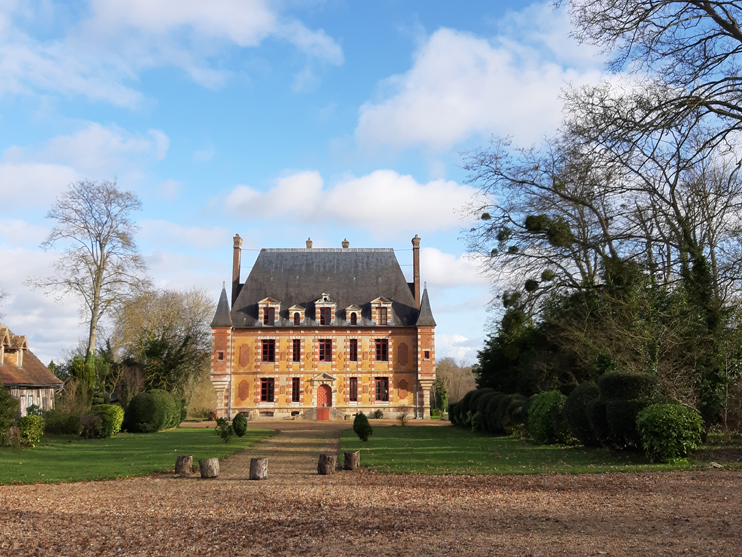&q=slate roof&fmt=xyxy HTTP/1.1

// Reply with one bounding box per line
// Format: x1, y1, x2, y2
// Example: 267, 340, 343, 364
230, 248, 423, 327
416, 287, 437, 327
211, 286, 233, 328
0, 327, 62, 388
